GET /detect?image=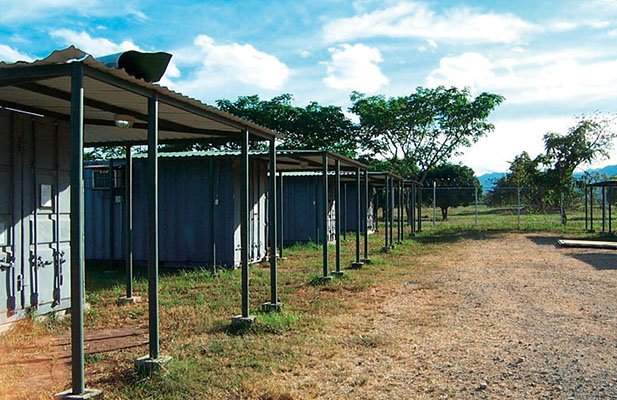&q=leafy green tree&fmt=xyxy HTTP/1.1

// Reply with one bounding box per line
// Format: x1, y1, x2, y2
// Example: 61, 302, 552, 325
423, 163, 482, 220
216, 94, 358, 156
350, 86, 504, 183
542, 114, 617, 223
487, 114, 617, 223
